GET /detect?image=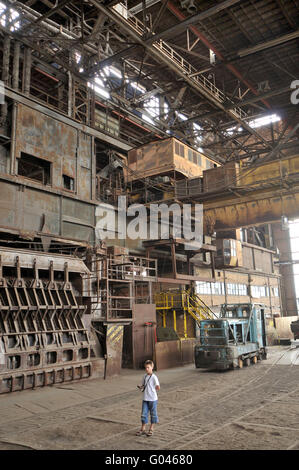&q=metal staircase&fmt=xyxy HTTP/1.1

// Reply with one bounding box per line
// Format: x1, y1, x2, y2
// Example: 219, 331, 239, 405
185, 291, 216, 323
155, 289, 217, 332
